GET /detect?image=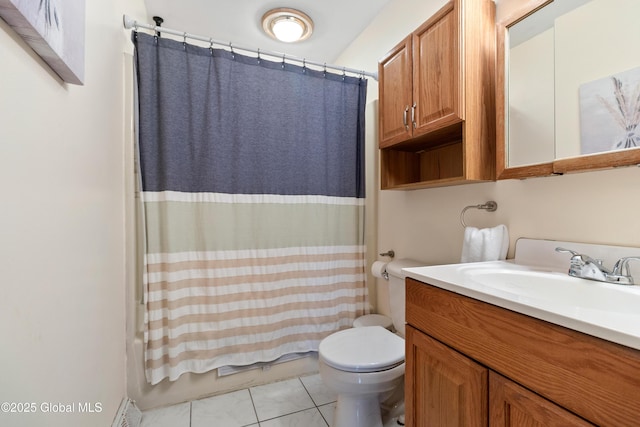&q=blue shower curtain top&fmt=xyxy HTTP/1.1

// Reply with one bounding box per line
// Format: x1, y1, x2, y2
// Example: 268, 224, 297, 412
134, 32, 366, 198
